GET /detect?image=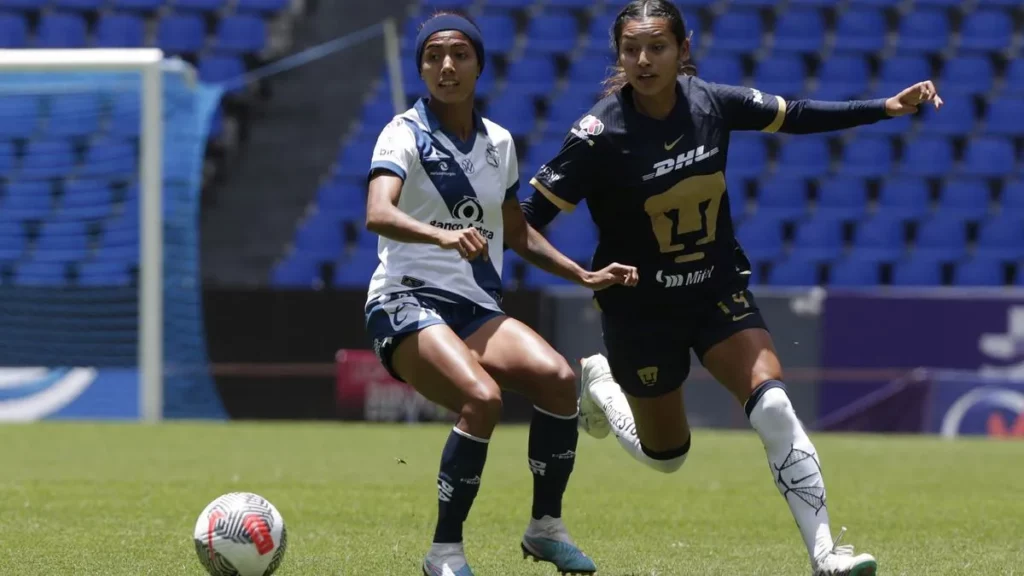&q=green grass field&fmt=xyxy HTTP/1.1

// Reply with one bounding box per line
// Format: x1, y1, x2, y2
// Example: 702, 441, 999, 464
0, 422, 1021, 575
